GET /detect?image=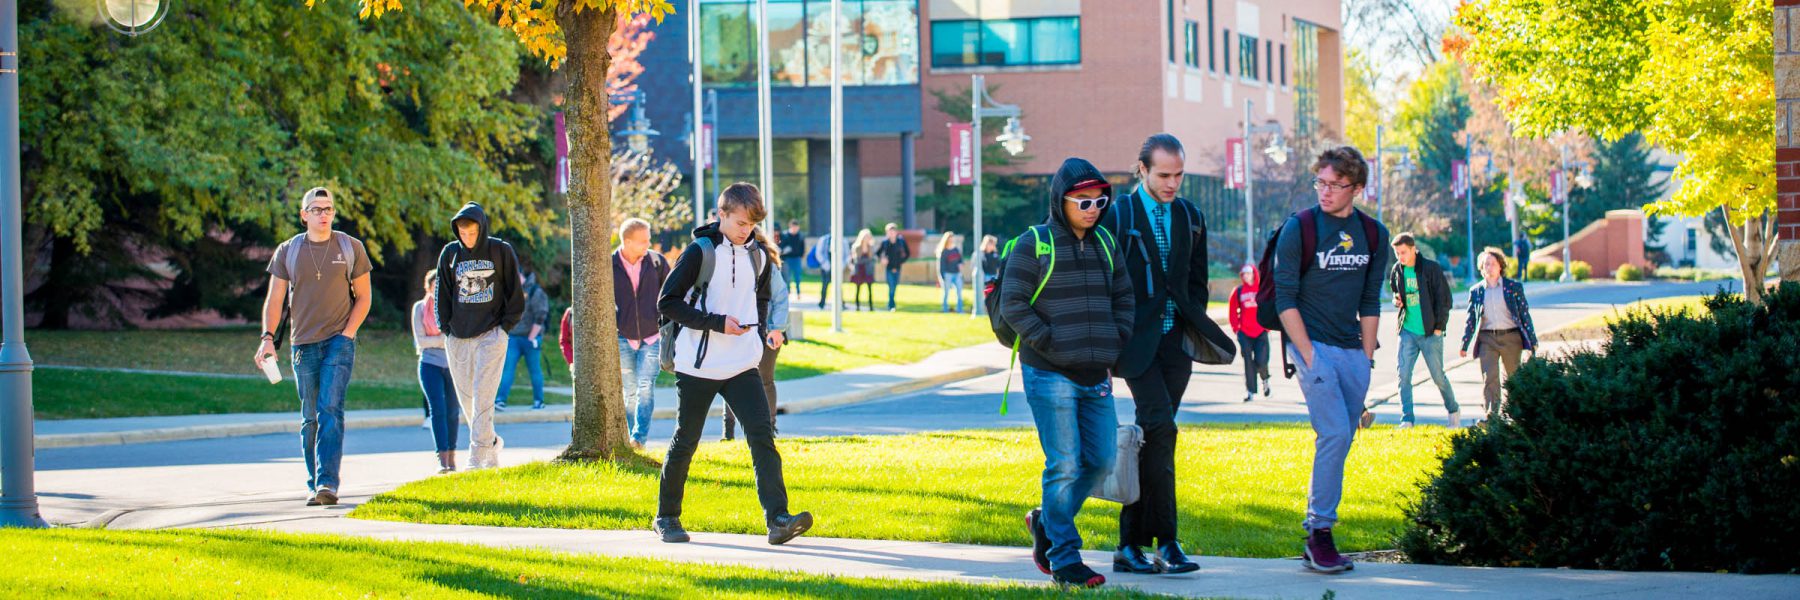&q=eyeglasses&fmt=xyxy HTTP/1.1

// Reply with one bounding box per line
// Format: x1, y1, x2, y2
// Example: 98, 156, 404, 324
304, 206, 335, 216
1064, 195, 1111, 212
1312, 179, 1357, 193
